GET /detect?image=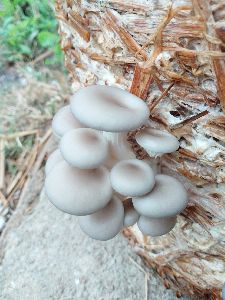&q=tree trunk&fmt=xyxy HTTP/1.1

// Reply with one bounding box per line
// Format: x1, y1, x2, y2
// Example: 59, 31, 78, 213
55, 1, 225, 299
